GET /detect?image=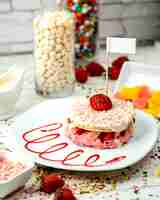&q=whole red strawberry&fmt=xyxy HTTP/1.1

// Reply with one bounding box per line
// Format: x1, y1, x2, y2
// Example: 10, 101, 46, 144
55, 187, 76, 200
90, 94, 112, 111
41, 174, 64, 193
108, 66, 121, 80
75, 67, 88, 83
112, 56, 128, 69
86, 62, 105, 76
